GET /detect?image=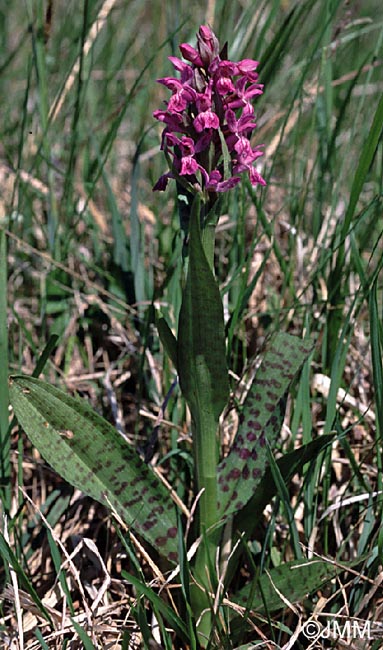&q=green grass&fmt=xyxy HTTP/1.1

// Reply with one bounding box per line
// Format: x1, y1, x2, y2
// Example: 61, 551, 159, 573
1, 0, 383, 647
